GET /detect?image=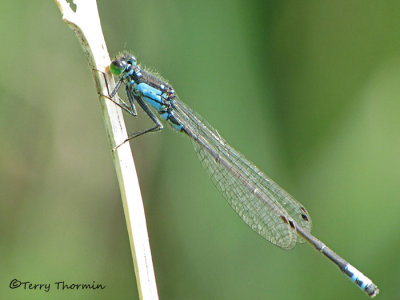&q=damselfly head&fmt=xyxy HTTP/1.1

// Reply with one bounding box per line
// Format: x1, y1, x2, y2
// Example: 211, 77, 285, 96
110, 54, 137, 75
